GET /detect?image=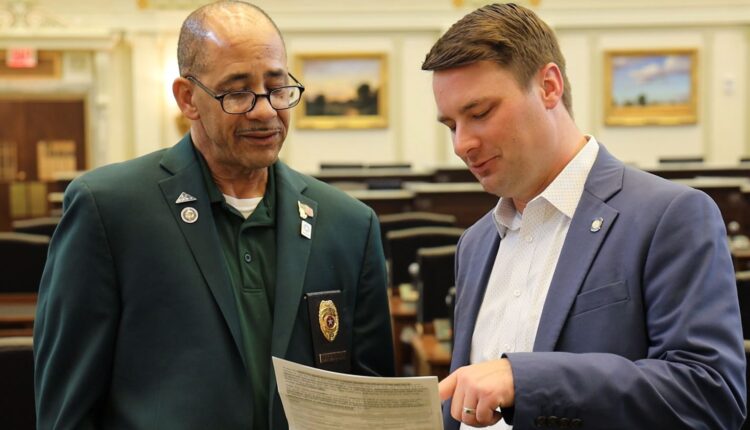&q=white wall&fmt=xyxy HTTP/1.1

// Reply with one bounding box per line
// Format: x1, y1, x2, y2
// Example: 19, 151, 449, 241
0, 0, 749, 172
